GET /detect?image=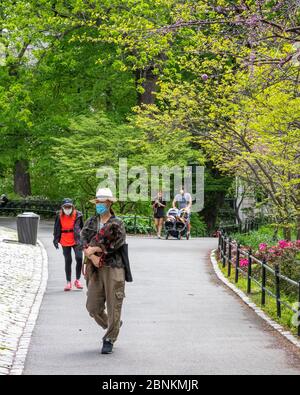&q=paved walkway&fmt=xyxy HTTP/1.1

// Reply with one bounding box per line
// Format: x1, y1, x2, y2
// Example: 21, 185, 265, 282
1, 218, 300, 375
0, 226, 46, 375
